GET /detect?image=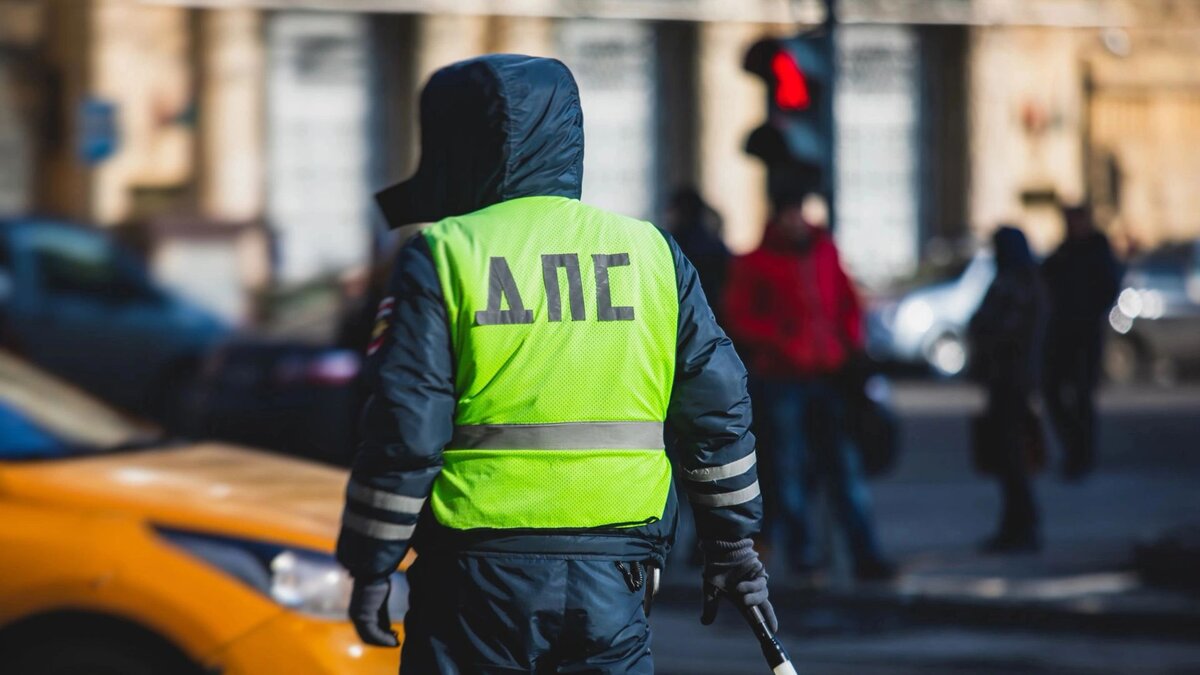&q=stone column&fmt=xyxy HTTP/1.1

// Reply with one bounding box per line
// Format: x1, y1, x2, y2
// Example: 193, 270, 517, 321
697, 21, 770, 253
198, 8, 264, 223
967, 25, 1086, 253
